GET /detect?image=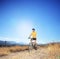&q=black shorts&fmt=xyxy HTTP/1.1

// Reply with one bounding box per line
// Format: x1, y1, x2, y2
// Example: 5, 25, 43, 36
31, 38, 36, 40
